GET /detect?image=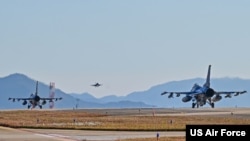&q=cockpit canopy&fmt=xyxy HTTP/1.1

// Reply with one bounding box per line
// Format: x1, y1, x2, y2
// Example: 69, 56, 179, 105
190, 83, 201, 92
